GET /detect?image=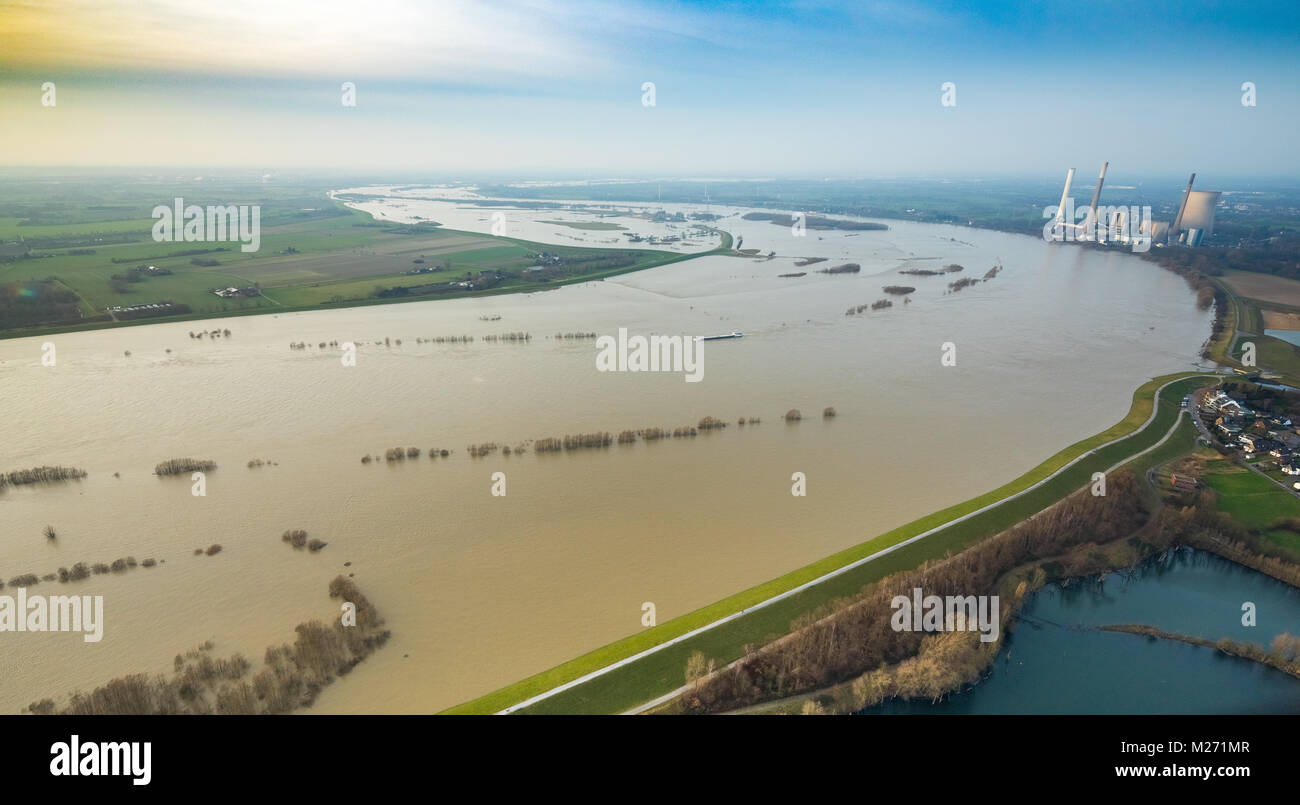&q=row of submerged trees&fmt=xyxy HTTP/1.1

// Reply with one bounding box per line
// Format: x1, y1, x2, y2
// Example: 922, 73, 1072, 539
0, 465, 86, 489
154, 458, 216, 476
356, 409, 837, 465
3, 555, 160, 590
